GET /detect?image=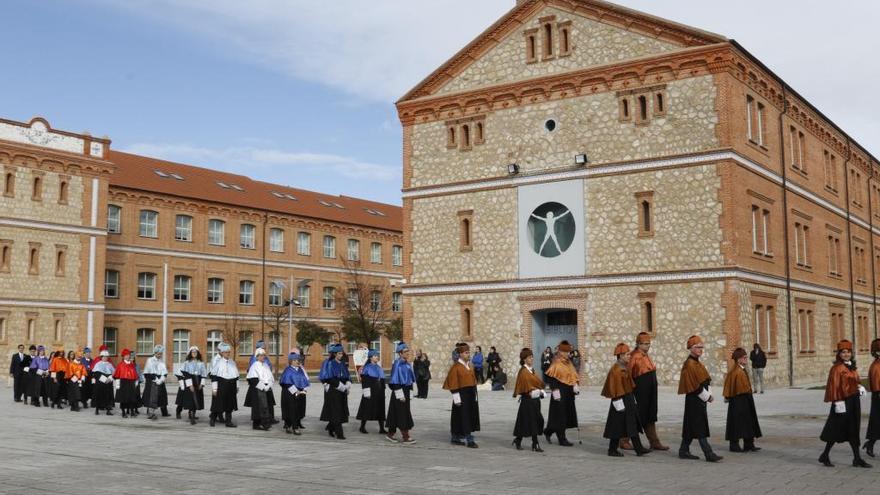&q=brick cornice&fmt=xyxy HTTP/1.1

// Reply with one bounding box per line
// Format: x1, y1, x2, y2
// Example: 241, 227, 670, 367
0, 139, 114, 177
